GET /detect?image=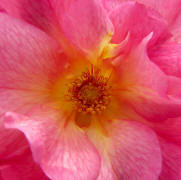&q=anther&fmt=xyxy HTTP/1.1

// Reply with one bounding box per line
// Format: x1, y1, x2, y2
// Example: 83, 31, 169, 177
65, 66, 112, 115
